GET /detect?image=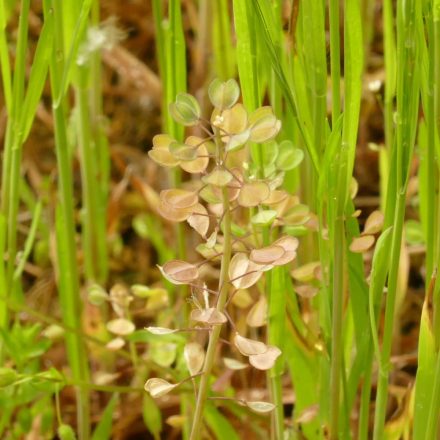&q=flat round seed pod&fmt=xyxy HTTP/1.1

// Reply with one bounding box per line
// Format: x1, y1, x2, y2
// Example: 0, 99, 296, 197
160, 189, 198, 210
349, 235, 375, 253
238, 181, 270, 207
157, 200, 193, 222
159, 260, 199, 285
144, 378, 177, 398
190, 308, 227, 325
249, 345, 281, 370
250, 245, 285, 265
234, 333, 267, 356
